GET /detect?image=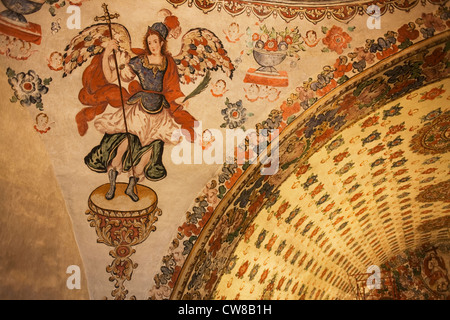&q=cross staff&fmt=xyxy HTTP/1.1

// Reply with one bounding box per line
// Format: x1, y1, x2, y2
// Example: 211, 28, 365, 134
95, 3, 138, 198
